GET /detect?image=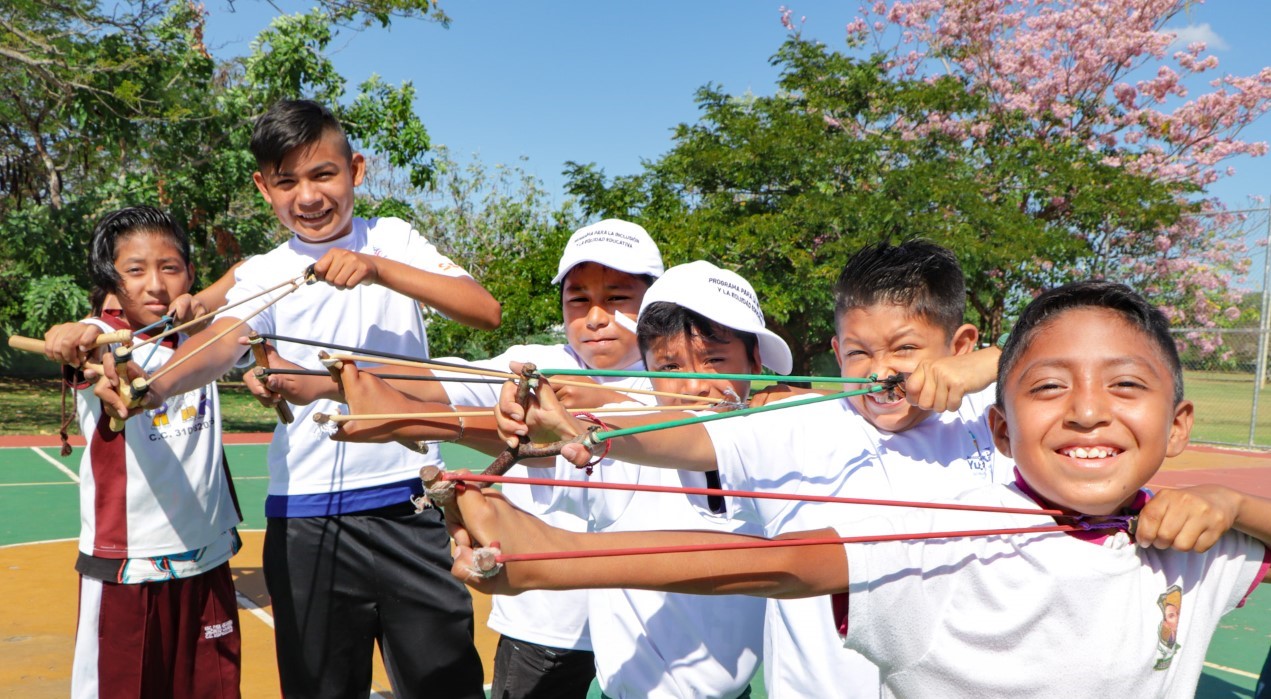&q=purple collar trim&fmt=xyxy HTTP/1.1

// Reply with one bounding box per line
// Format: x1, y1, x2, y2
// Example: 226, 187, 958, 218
1013, 468, 1149, 544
